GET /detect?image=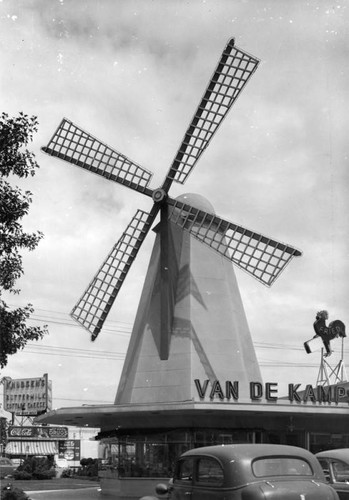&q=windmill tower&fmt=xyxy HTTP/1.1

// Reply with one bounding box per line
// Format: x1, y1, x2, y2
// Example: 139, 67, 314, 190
42, 39, 302, 403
